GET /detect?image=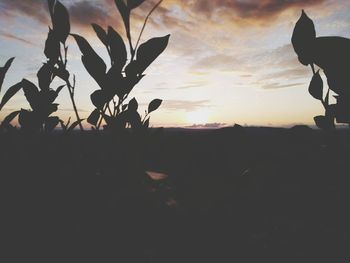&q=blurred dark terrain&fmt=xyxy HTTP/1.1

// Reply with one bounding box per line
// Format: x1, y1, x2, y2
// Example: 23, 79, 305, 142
2, 125, 350, 262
